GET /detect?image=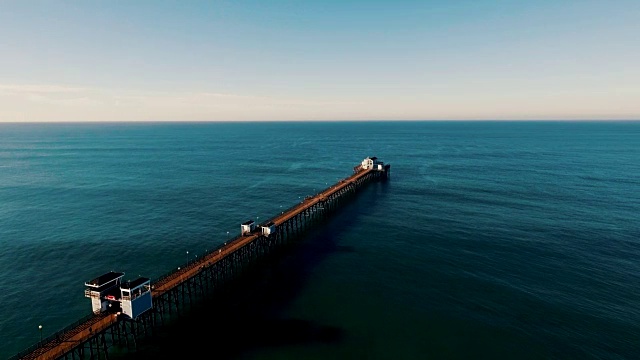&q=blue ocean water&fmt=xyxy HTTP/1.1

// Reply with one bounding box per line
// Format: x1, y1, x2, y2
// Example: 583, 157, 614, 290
0, 121, 639, 359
